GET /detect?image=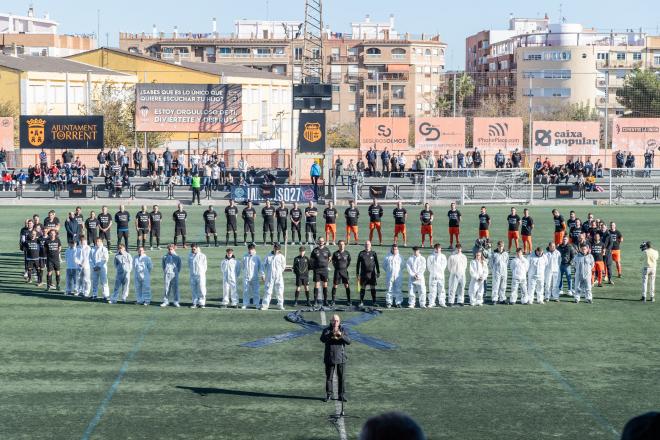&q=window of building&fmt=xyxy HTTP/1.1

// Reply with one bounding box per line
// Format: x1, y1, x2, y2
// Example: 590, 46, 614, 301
523, 52, 542, 61
416, 103, 423, 111
391, 85, 405, 99
332, 85, 340, 92
489, 62, 497, 71
234, 48, 250, 57
256, 48, 271, 57
416, 66, 423, 73
218, 47, 231, 57
632, 52, 642, 61
251, 88, 259, 104
261, 101, 268, 126
332, 104, 340, 112
545, 51, 571, 61
48, 85, 65, 104
348, 104, 356, 112
616, 52, 626, 61
274, 47, 285, 56
424, 49, 432, 56
331, 47, 340, 55
597, 52, 609, 60
366, 48, 382, 57
294, 47, 303, 61
654, 54, 660, 65
349, 84, 357, 92
312, 48, 321, 59
416, 85, 422, 93
499, 60, 509, 70
348, 47, 358, 56
70, 86, 84, 103
272, 88, 280, 104
391, 48, 406, 59
391, 104, 405, 116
